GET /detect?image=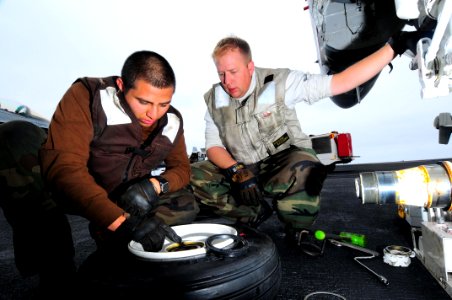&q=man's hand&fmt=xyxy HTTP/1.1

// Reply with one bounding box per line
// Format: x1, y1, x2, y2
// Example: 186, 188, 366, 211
117, 177, 159, 217
225, 163, 263, 206
116, 214, 182, 252
388, 30, 433, 57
